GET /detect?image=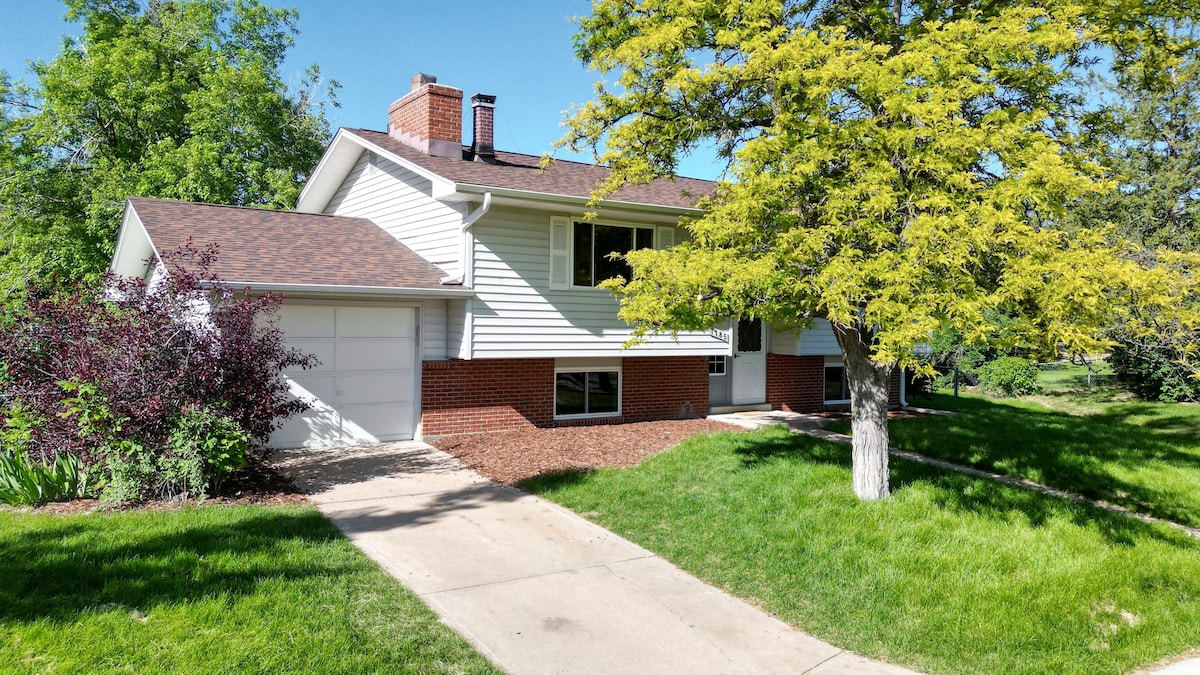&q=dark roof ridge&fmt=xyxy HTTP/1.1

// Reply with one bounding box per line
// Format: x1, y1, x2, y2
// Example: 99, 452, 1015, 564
127, 196, 369, 222
341, 127, 717, 186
